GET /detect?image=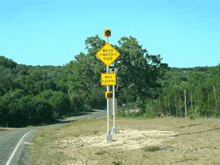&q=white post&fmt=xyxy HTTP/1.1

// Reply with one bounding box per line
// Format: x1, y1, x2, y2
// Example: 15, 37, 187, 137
112, 84, 119, 134
184, 90, 187, 118
214, 86, 217, 118
107, 83, 110, 132
105, 66, 112, 142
